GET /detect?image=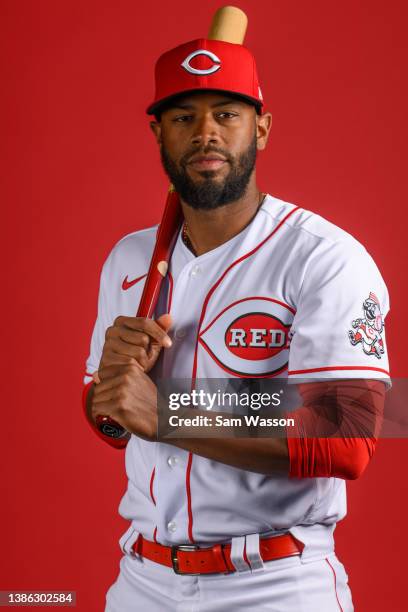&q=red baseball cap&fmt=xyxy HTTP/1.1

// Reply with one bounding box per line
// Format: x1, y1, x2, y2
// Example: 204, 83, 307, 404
146, 38, 264, 115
